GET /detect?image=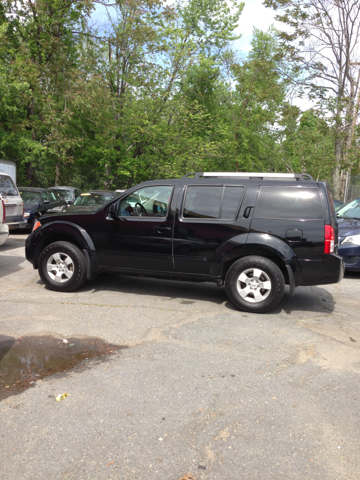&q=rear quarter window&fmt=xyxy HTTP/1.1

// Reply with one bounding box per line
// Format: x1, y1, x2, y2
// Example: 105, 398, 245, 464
254, 186, 324, 220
